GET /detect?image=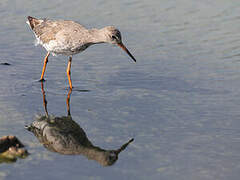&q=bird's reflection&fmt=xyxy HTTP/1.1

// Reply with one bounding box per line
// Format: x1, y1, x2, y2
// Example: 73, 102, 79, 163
27, 82, 133, 166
